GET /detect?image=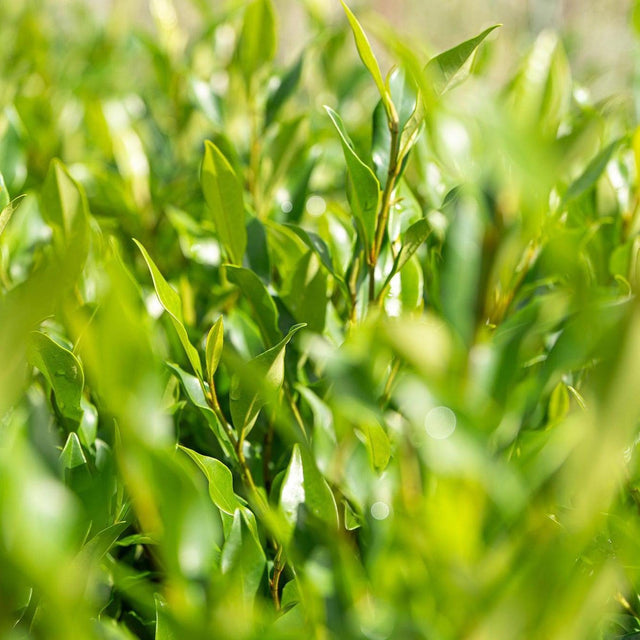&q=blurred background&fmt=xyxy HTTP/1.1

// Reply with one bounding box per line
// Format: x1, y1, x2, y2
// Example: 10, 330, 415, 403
79, 0, 636, 100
